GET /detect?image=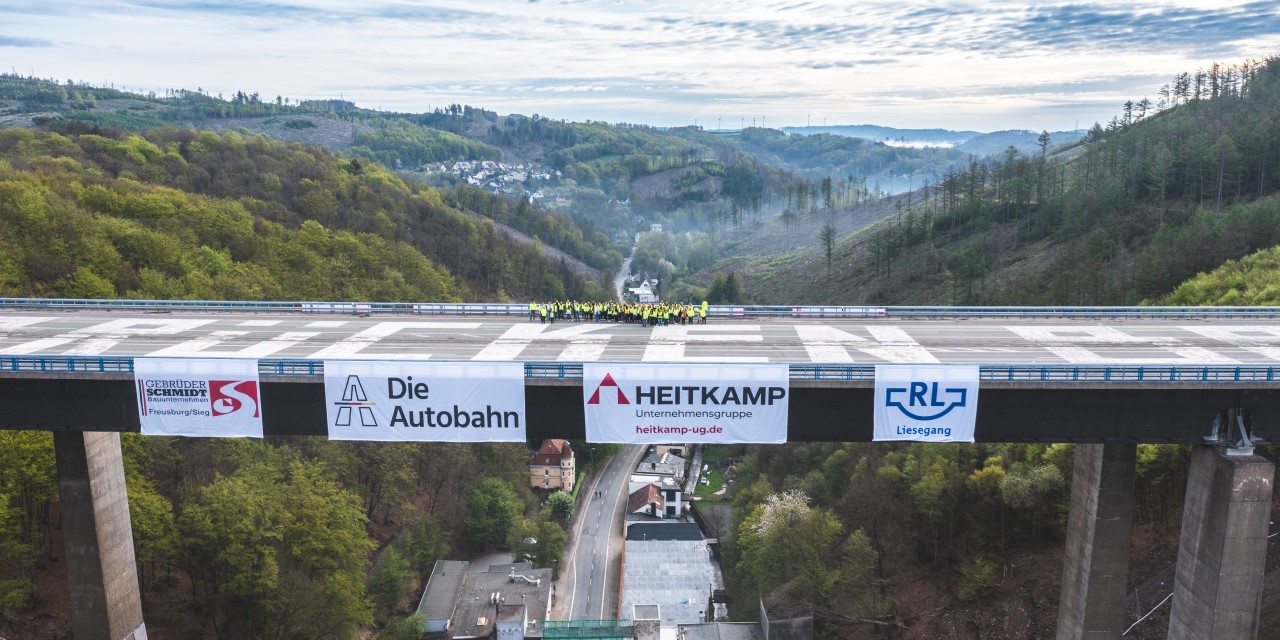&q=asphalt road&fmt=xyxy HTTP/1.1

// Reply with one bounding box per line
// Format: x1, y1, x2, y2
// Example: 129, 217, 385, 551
558, 444, 645, 620
3, 311, 1280, 365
